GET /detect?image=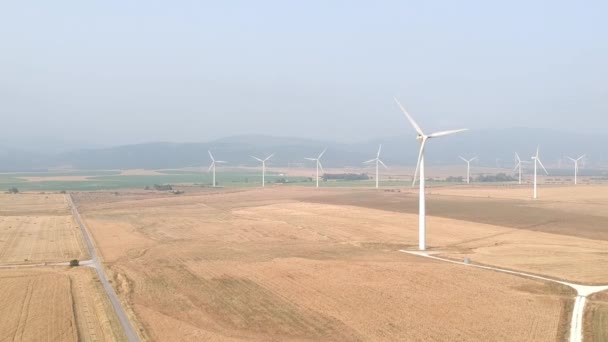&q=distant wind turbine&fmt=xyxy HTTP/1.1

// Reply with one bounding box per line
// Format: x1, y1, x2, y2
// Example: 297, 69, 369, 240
513, 153, 531, 185
459, 156, 477, 184
305, 148, 327, 188
567, 154, 586, 185
531, 147, 548, 199
395, 97, 467, 251
364, 144, 388, 189
208, 150, 227, 188
251, 153, 274, 187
